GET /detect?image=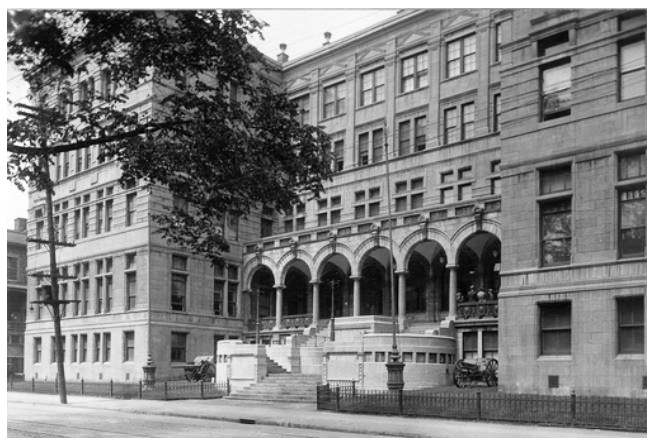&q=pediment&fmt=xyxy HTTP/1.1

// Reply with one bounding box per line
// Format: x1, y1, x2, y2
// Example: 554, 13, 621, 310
357, 47, 386, 64
443, 11, 477, 32
396, 31, 430, 49
287, 76, 311, 92
320, 62, 347, 79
